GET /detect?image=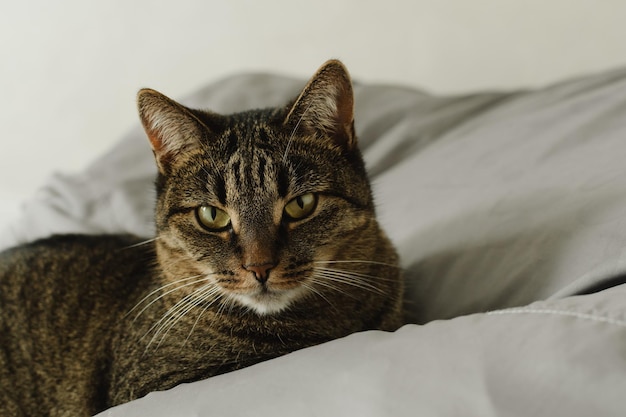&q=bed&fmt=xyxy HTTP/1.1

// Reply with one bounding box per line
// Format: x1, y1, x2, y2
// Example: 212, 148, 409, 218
3, 67, 626, 416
